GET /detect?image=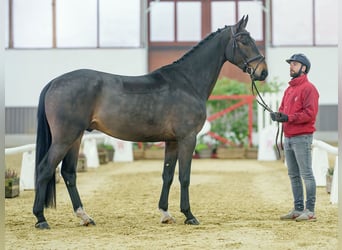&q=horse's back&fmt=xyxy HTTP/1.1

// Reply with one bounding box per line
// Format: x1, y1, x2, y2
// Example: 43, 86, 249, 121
49, 68, 168, 94
50, 69, 119, 87
43, 69, 167, 131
